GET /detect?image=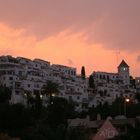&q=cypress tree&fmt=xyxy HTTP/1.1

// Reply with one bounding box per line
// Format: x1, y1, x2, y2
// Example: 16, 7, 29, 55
88, 75, 95, 88
81, 66, 86, 80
